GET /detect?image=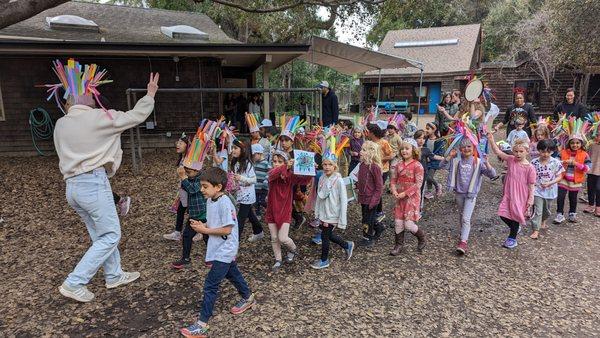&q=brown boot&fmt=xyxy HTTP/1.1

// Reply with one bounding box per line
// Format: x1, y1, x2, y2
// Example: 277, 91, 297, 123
390, 231, 405, 256
415, 229, 427, 252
